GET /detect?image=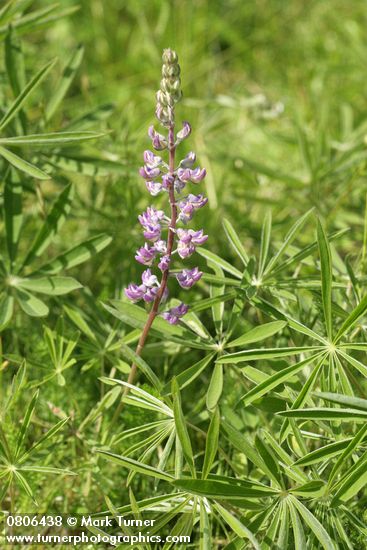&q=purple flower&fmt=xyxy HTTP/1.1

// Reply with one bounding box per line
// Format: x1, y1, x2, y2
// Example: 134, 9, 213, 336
124, 283, 146, 302
135, 243, 157, 265
125, 269, 161, 303
176, 228, 208, 258
139, 165, 161, 180
179, 152, 196, 168
143, 286, 159, 302
138, 207, 165, 242
162, 174, 175, 190
176, 267, 203, 288
162, 302, 189, 324
141, 268, 159, 287
139, 206, 165, 226
178, 193, 208, 223
154, 240, 168, 253
148, 126, 167, 150
158, 254, 170, 271
176, 122, 191, 142
146, 180, 162, 196
177, 167, 206, 184
143, 150, 162, 168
